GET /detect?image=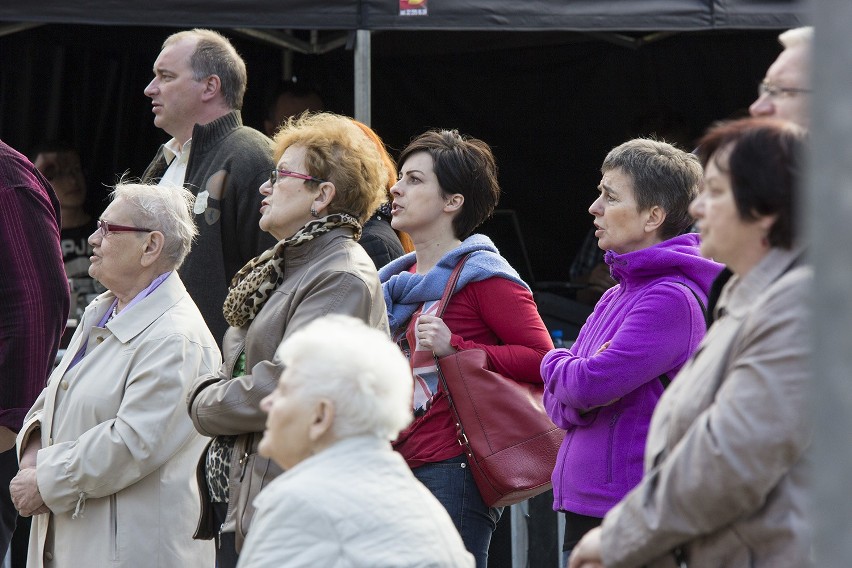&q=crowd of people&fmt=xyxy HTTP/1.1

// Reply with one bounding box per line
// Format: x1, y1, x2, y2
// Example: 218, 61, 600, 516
0, 23, 814, 568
